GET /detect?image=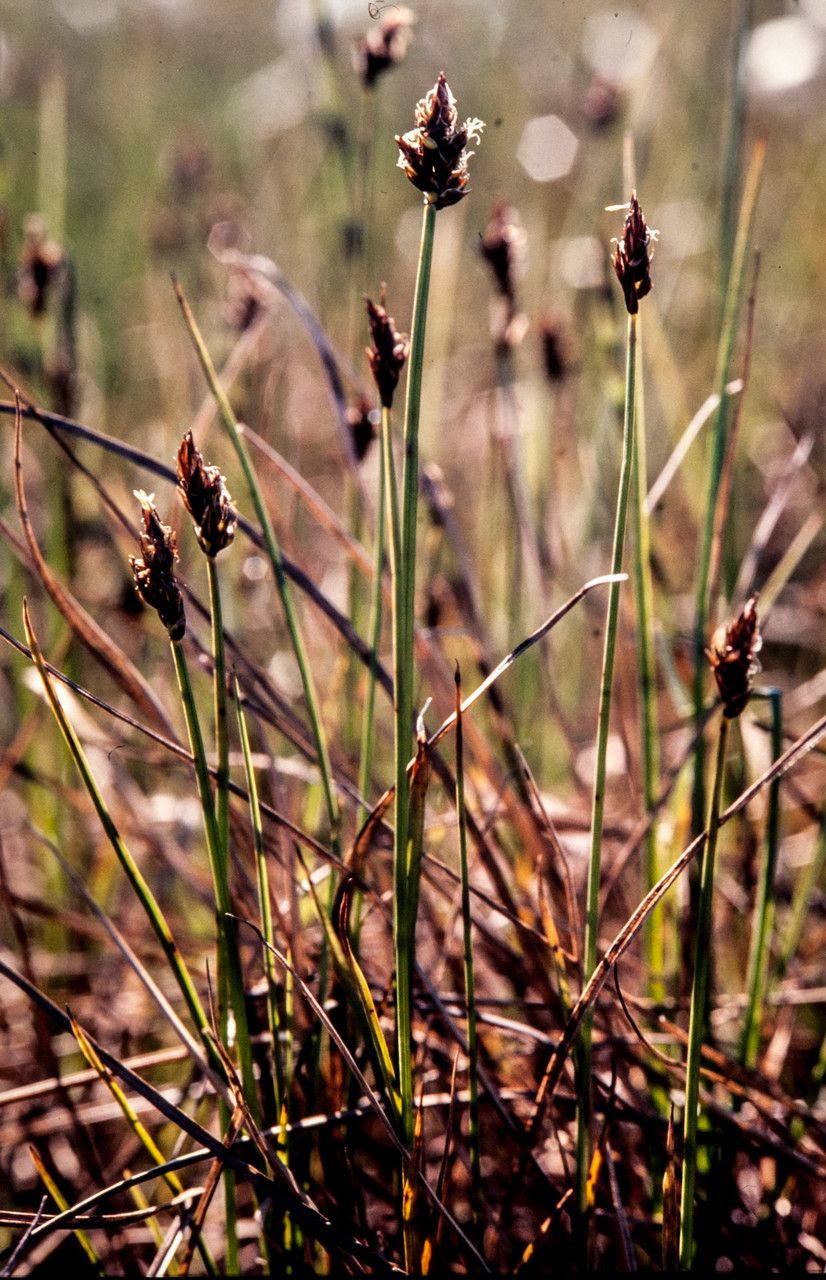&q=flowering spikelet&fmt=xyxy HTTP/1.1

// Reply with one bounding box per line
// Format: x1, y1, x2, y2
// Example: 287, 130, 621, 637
176, 431, 237, 557
353, 7, 414, 89
395, 73, 484, 210
129, 491, 186, 640
365, 292, 410, 409
706, 595, 762, 719
610, 190, 657, 315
